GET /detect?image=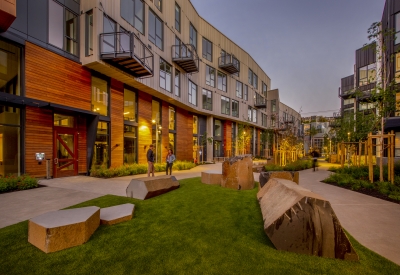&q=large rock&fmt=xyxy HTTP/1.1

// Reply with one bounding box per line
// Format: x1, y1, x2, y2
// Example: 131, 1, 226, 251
28, 206, 100, 253
100, 203, 135, 225
257, 178, 358, 261
259, 171, 299, 188
201, 170, 222, 185
221, 155, 254, 190
126, 175, 180, 200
